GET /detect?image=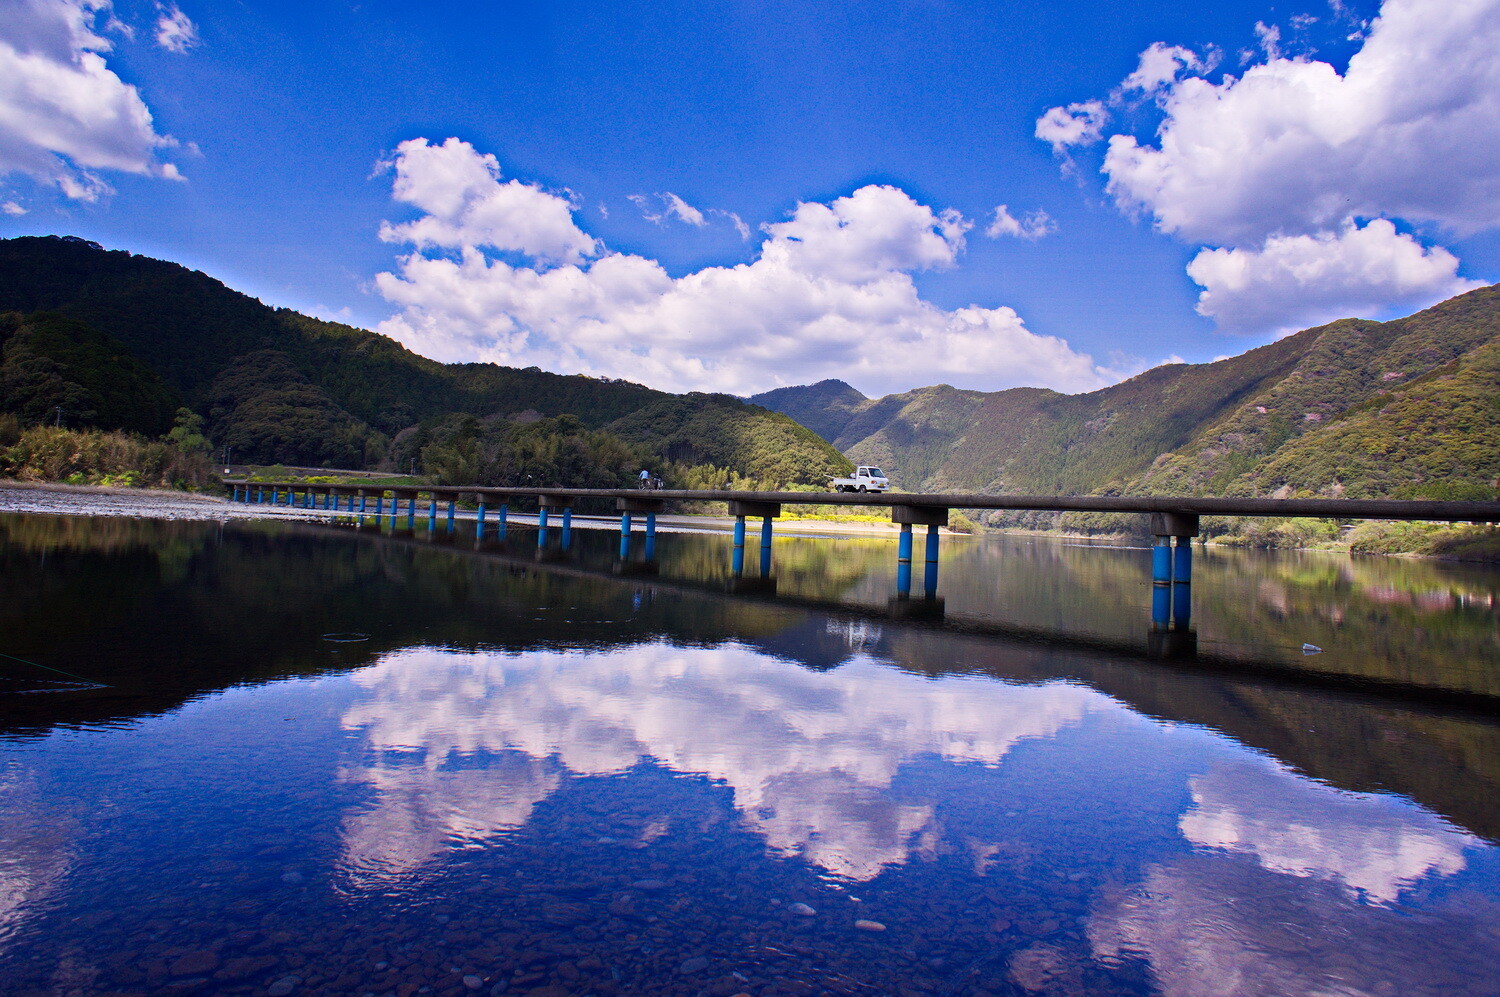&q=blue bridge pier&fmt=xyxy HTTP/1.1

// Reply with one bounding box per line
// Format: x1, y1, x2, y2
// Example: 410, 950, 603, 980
615, 497, 664, 576
473, 492, 510, 543
726, 499, 780, 594
889, 504, 948, 620
535, 494, 575, 560
1148, 511, 1199, 659
379, 488, 417, 532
